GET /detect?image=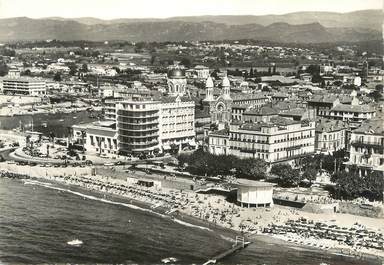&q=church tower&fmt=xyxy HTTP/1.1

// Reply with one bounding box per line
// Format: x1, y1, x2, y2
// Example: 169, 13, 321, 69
203, 76, 214, 102
222, 76, 231, 100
